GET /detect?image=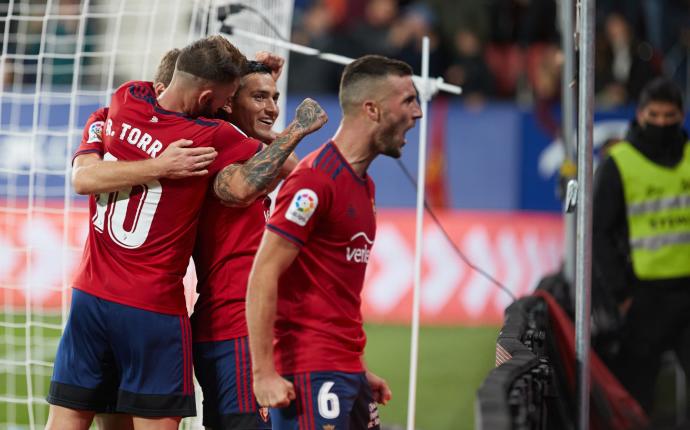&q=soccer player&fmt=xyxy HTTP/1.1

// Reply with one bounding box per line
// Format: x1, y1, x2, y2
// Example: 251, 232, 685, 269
46, 35, 326, 430
191, 60, 295, 430
72, 49, 219, 197
246, 55, 422, 429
